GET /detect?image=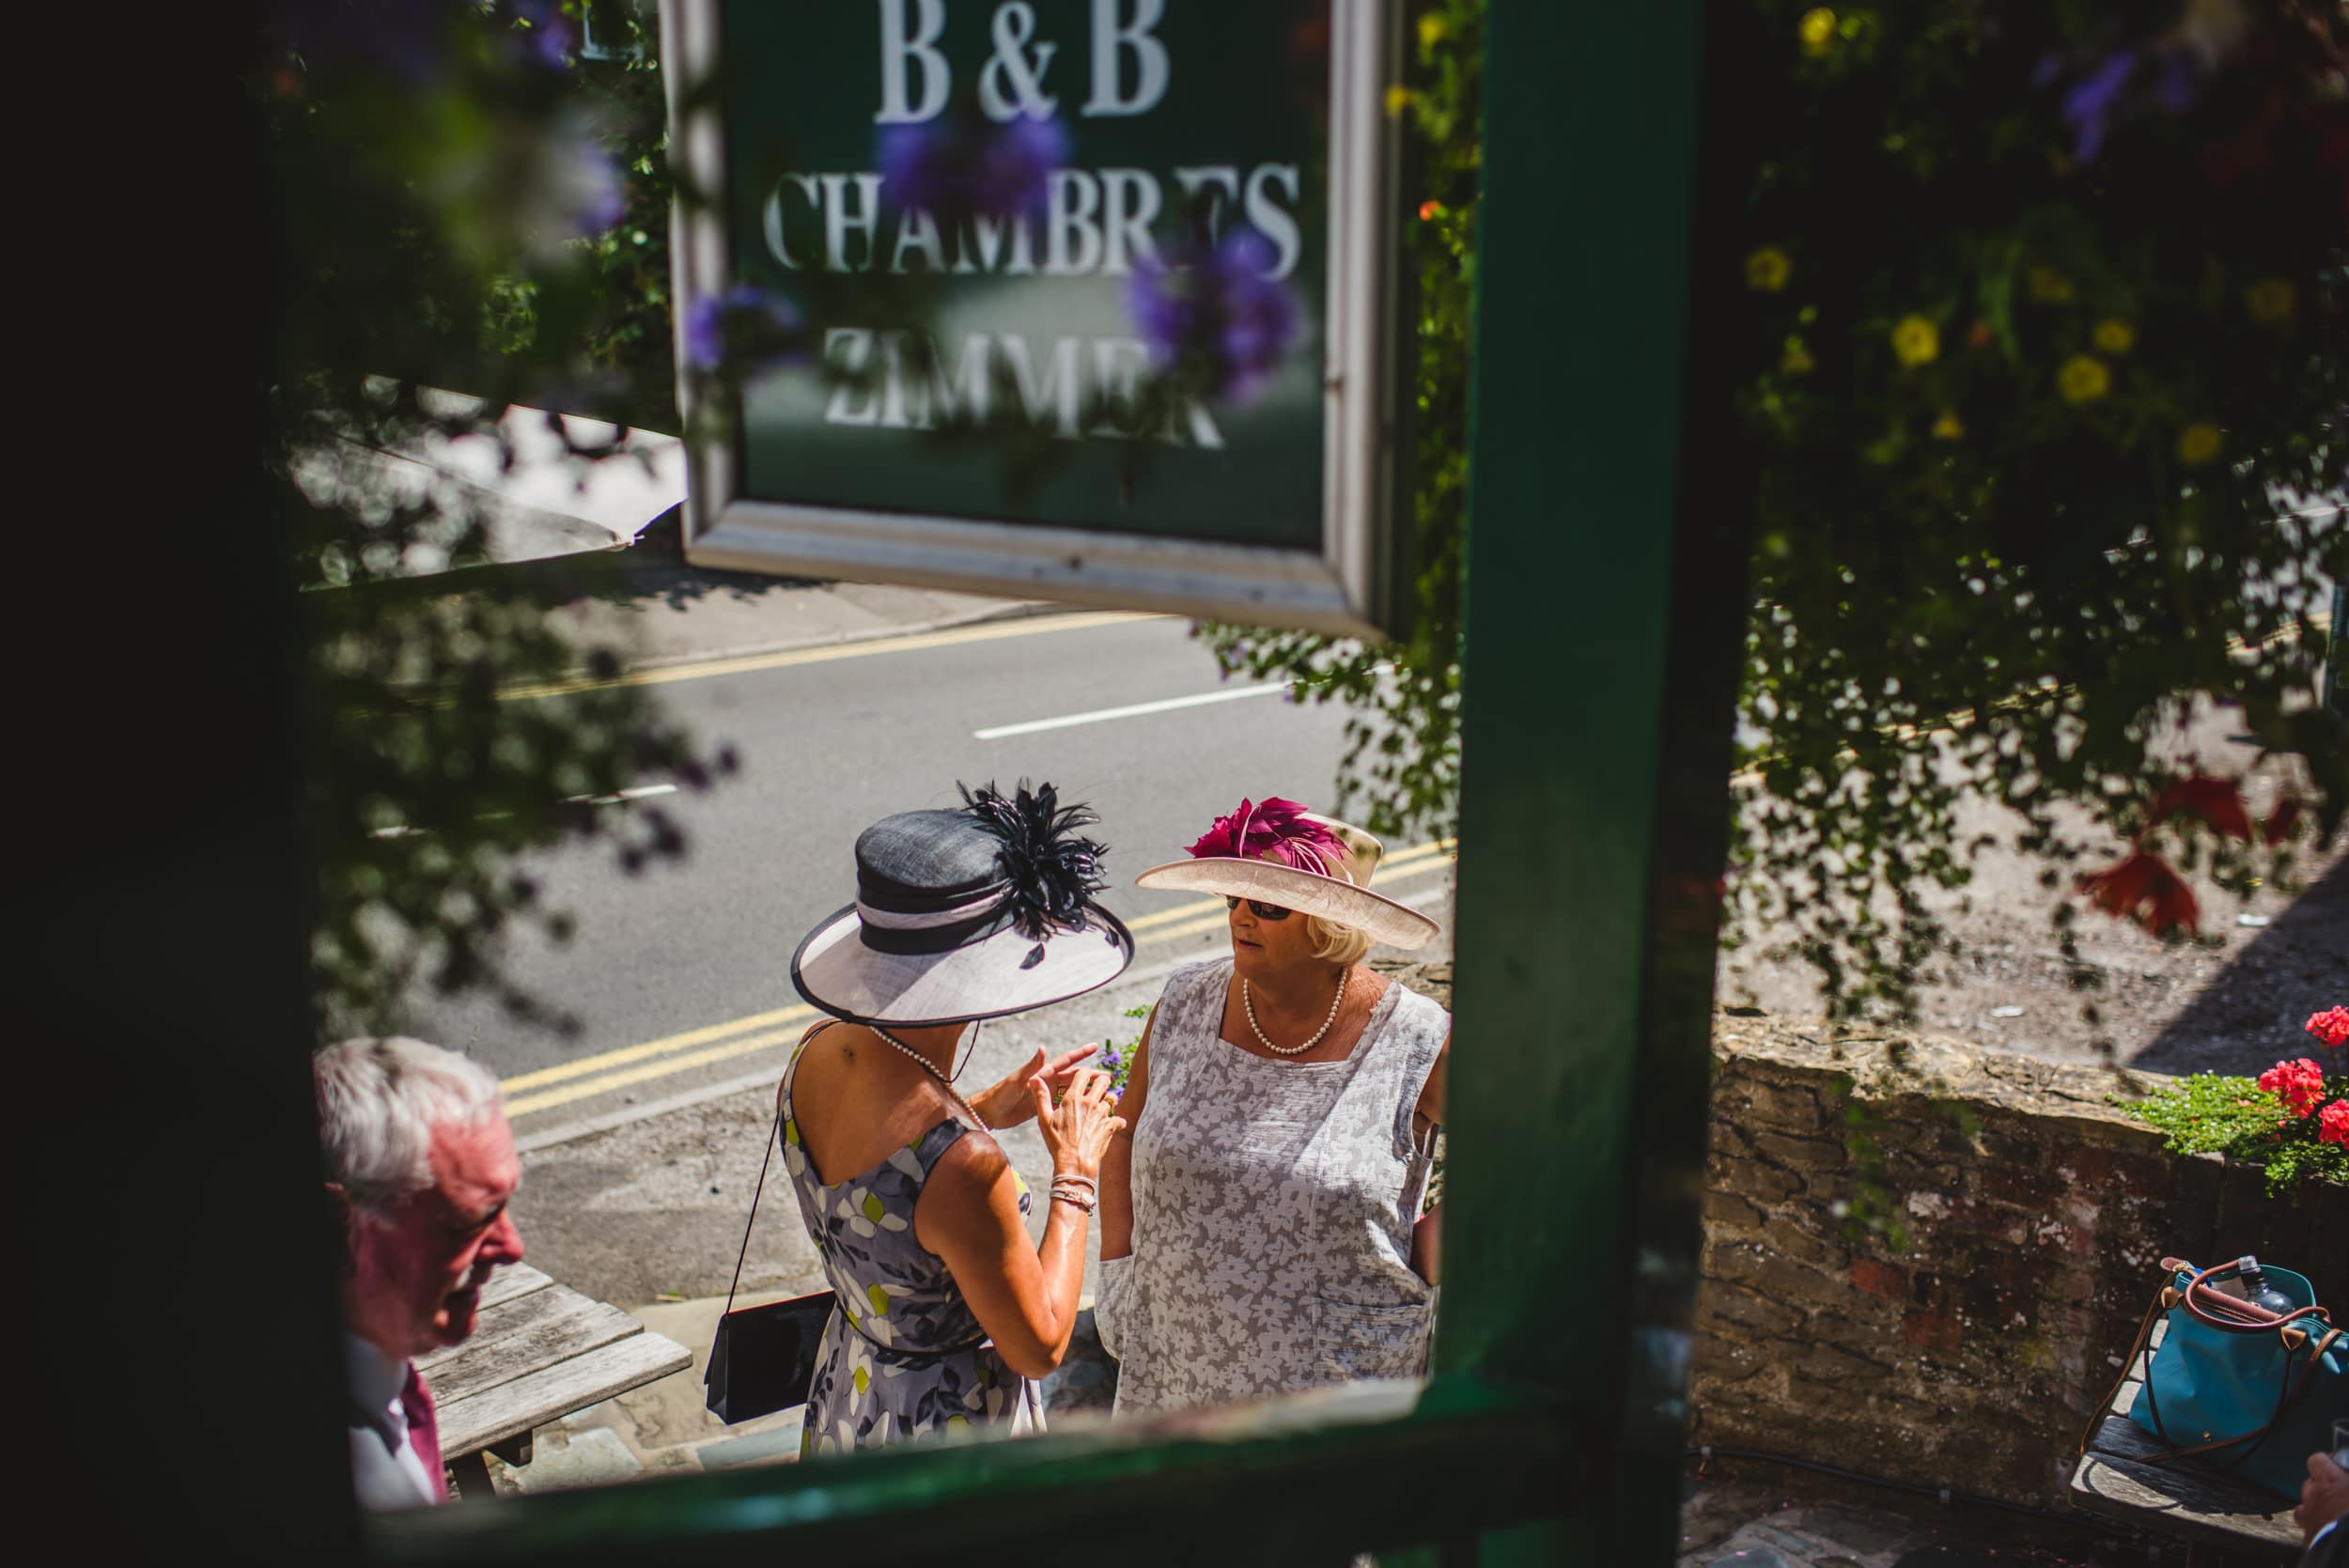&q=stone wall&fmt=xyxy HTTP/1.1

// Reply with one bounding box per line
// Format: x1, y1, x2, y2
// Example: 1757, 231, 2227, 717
1694, 1014, 2347, 1506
